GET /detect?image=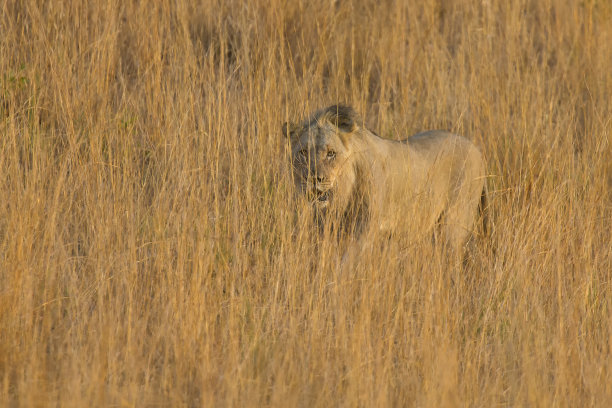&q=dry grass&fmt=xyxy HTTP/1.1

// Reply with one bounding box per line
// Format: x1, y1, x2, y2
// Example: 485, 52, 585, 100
1, 0, 611, 406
